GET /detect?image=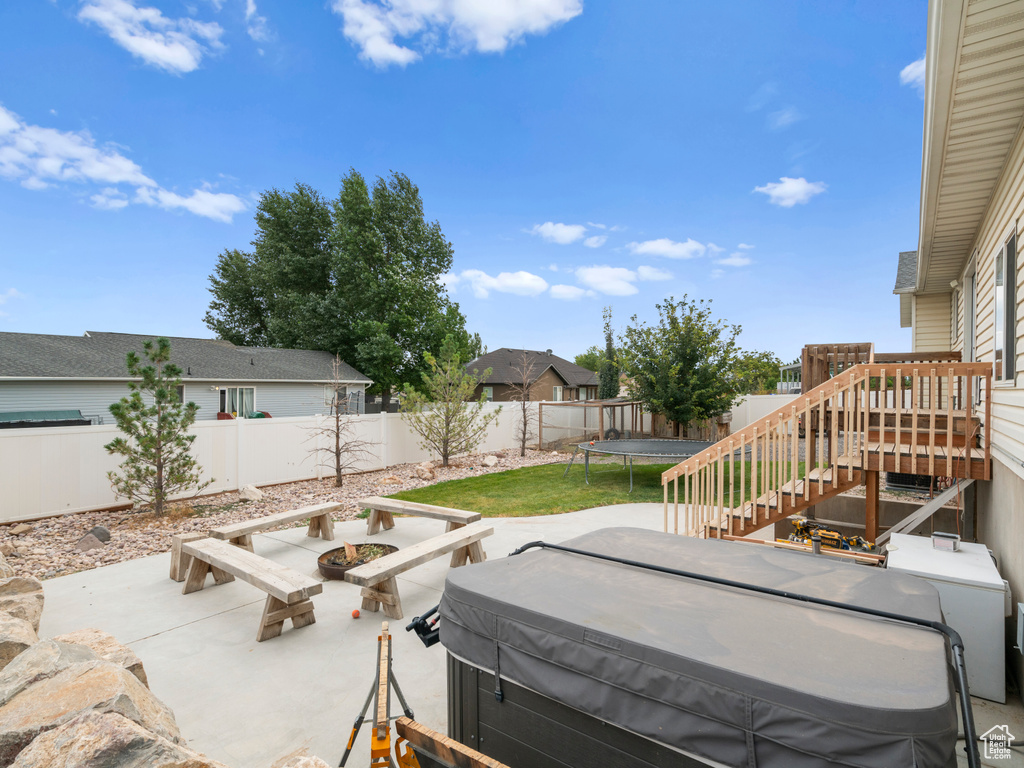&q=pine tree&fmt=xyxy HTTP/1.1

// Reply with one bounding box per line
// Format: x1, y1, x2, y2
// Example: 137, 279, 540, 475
597, 306, 620, 399
105, 338, 212, 516
401, 336, 502, 467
